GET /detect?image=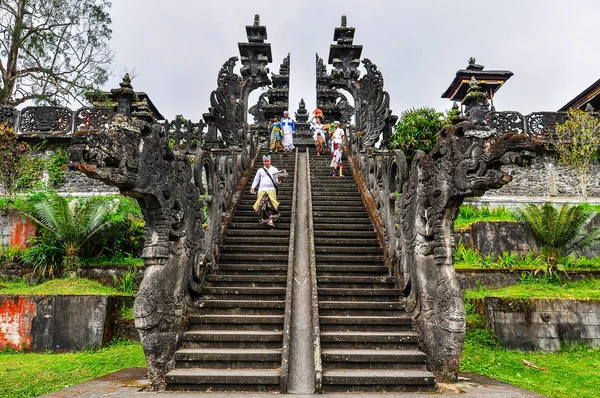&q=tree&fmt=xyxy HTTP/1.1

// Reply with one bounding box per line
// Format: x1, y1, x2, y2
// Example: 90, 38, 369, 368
389, 107, 449, 163
24, 194, 113, 274
552, 108, 600, 200
514, 202, 600, 276
0, 0, 113, 106
0, 122, 37, 196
